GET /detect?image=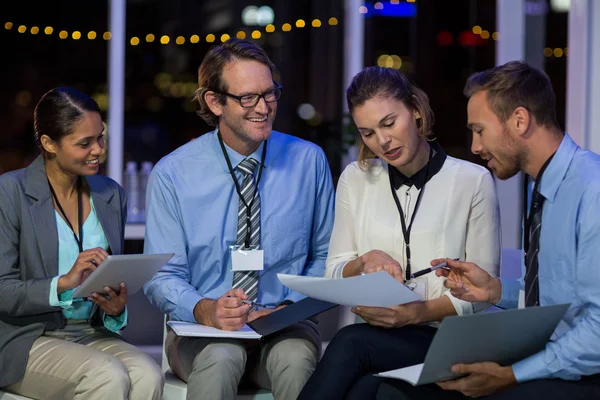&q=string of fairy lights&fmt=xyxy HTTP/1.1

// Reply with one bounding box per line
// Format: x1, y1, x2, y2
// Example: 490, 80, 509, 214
4, 3, 567, 115
3, 17, 340, 47
471, 25, 567, 58
4, 19, 566, 60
